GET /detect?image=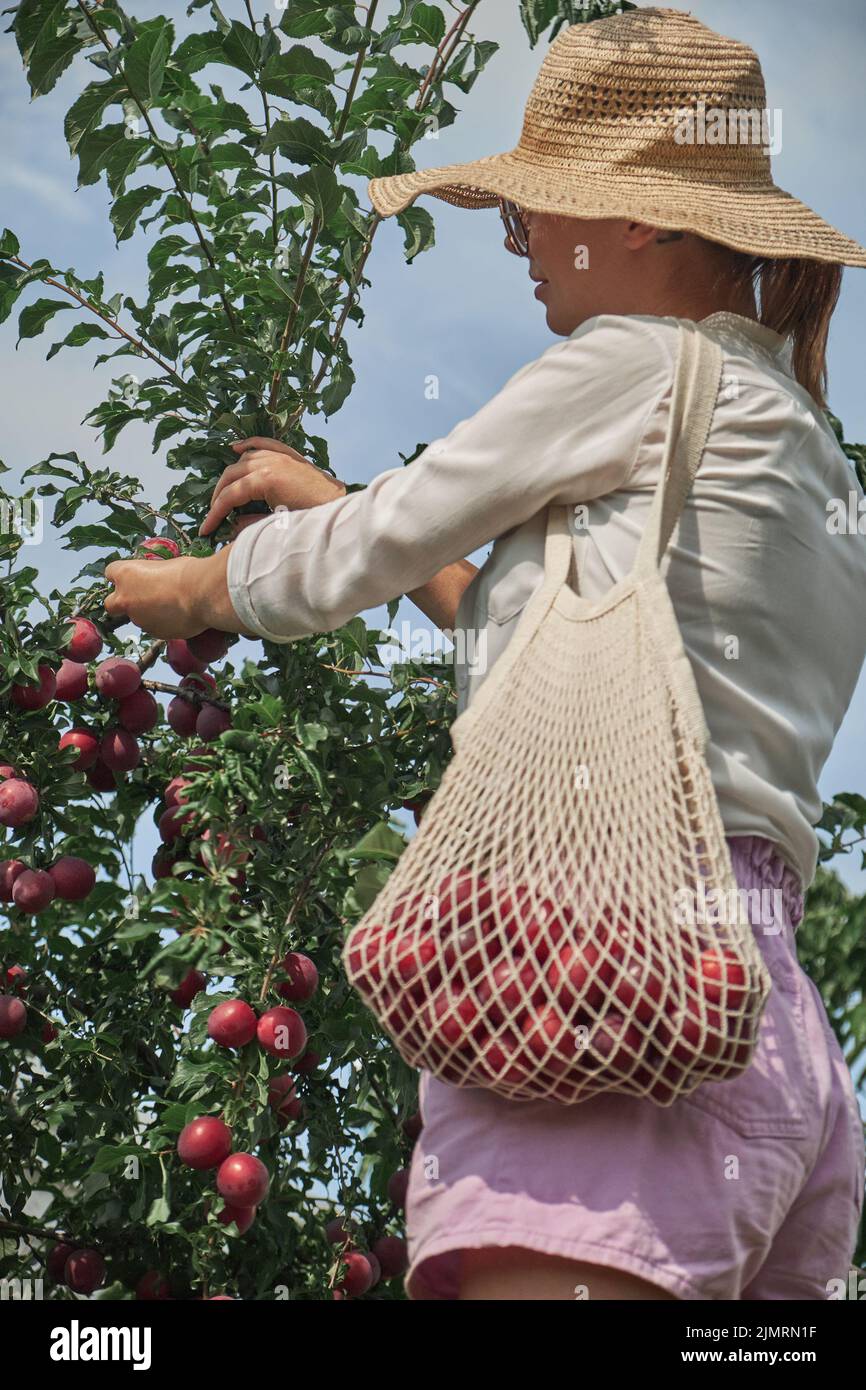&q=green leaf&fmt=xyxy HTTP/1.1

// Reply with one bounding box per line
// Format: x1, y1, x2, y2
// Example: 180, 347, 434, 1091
259, 116, 331, 165
221, 20, 260, 79
110, 185, 162, 243
409, 4, 446, 44
396, 206, 436, 262
345, 821, 407, 863
347, 860, 393, 915
124, 22, 174, 106
13, 0, 67, 64
27, 28, 84, 98
173, 31, 226, 74
321, 358, 355, 417
17, 298, 72, 344
279, 1, 342, 40
260, 44, 334, 97
64, 80, 123, 155
0, 229, 21, 257
46, 321, 111, 360
294, 166, 341, 224
92, 1143, 145, 1173
76, 124, 144, 188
